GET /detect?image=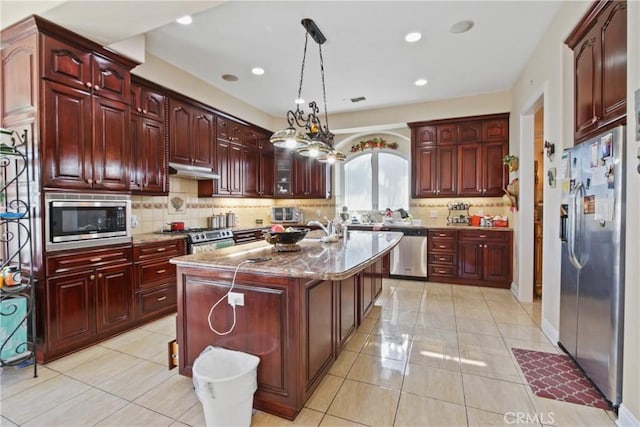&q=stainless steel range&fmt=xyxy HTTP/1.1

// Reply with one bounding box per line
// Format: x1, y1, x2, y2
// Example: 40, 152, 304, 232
158, 228, 235, 254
